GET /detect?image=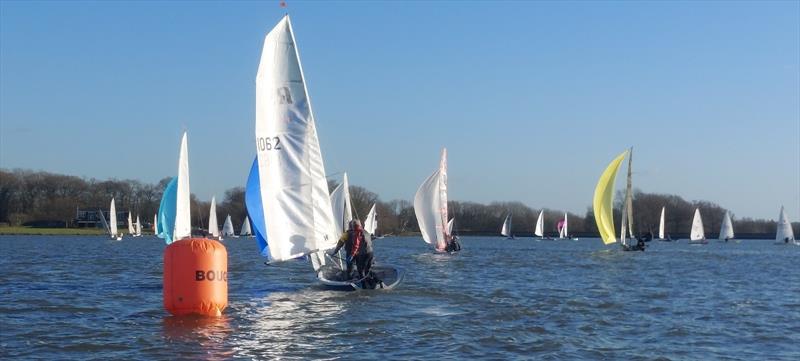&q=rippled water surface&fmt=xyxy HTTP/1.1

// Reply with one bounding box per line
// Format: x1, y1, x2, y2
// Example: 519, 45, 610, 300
1, 235, 799, 360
